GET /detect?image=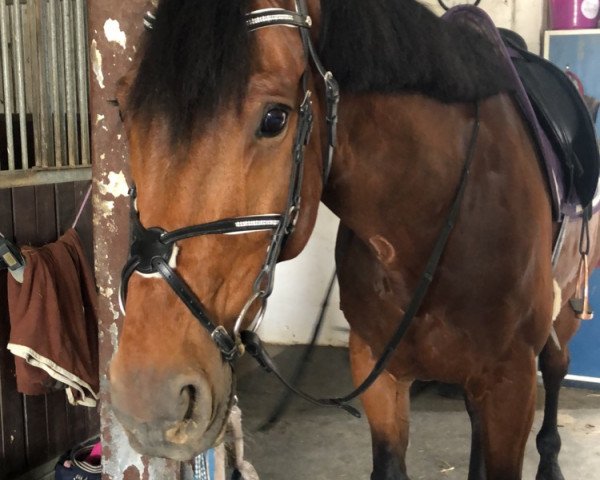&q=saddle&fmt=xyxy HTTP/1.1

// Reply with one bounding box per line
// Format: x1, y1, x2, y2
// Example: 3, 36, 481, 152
443, 6, 600, 218
499, 30, 599, 212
